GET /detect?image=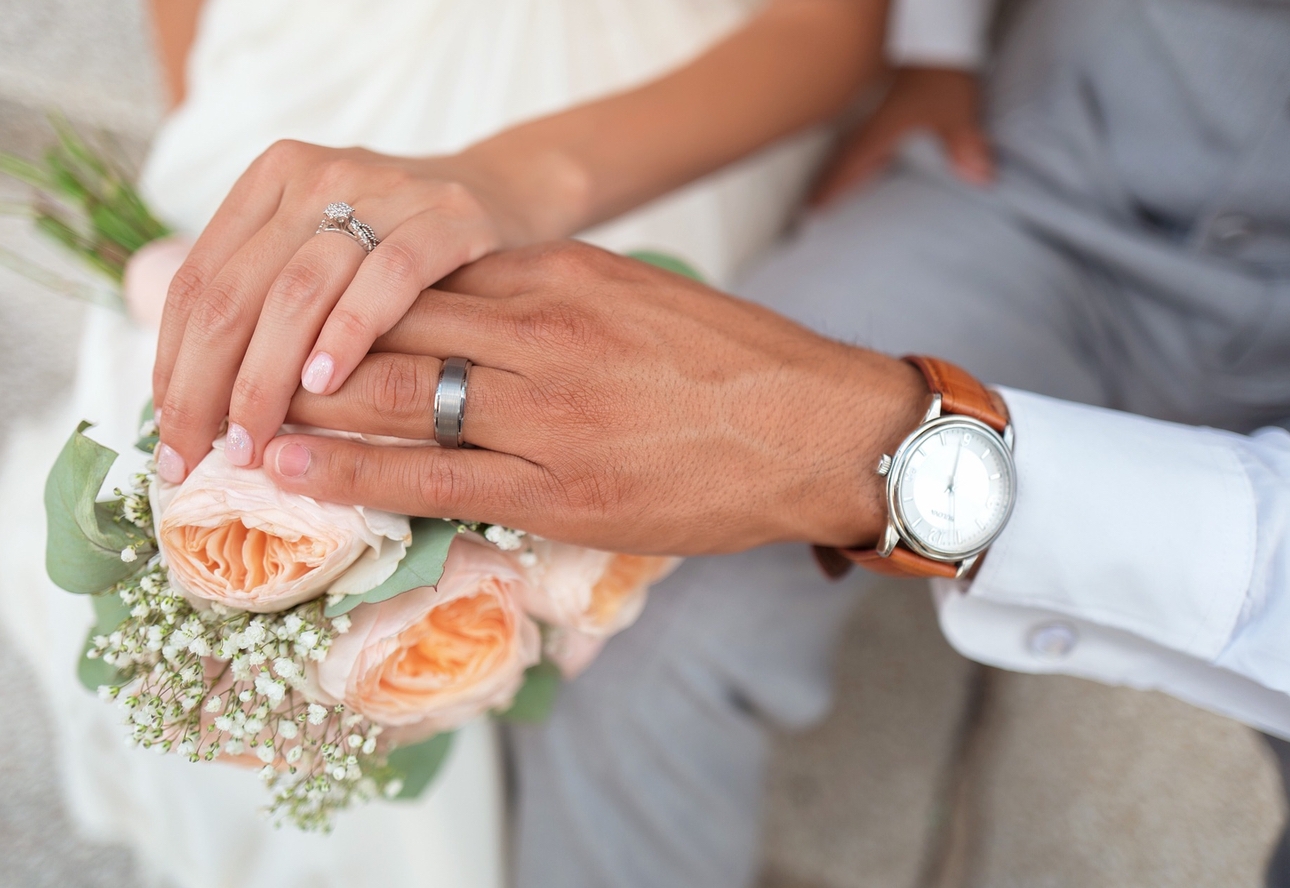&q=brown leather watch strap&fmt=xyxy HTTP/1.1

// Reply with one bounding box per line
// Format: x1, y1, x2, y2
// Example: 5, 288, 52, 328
817, 355, 1004, 581
905, 355, 1008, 433
814, 544, 959, 580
